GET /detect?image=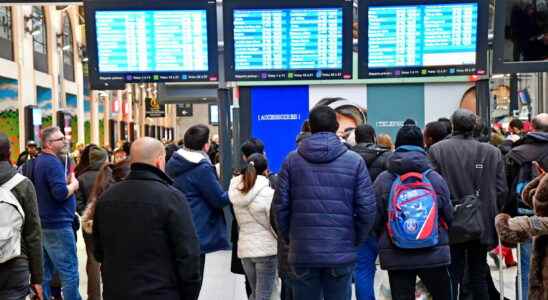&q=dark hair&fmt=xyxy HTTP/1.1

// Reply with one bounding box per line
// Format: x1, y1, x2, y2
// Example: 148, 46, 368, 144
0, 133, 10, 162
424, 122, 448, 146
239, 153, 268, 194
395, 125, 424, 148
241, 138, 265, 159
509, 118, 523, 131
184, 124, 210, 151
451, 109, 477, 135
309, 106, 339, 134
75, 144, 98, 177
437, 117, 453, 136
403, 119, 416, 126
355, 124, 376, 144
122, 141, 131, 156
165, 144, 179, 163
83, 160, 131, 222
